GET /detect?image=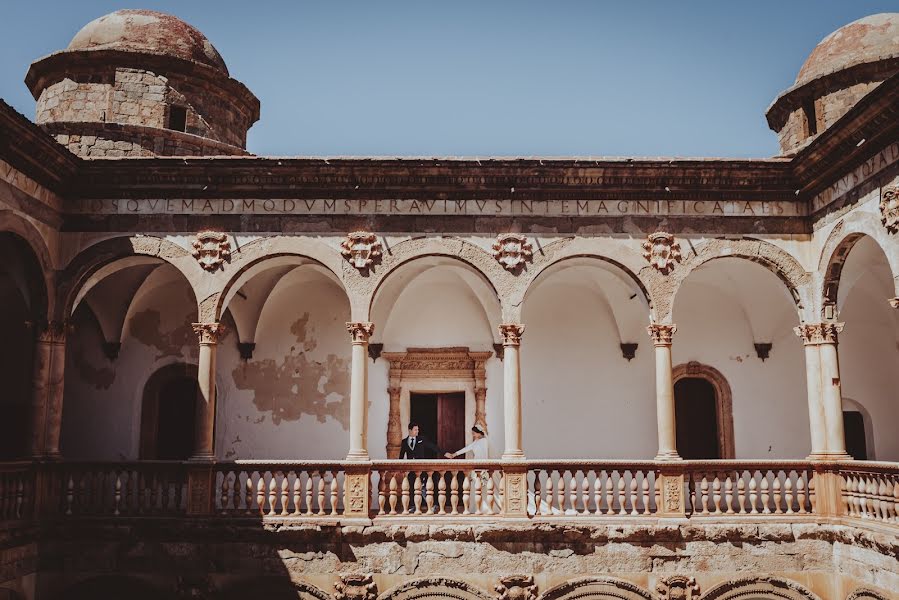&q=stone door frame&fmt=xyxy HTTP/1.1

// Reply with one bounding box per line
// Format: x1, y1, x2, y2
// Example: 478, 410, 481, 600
672, 361, 736, 459
382, 347, 492, 458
